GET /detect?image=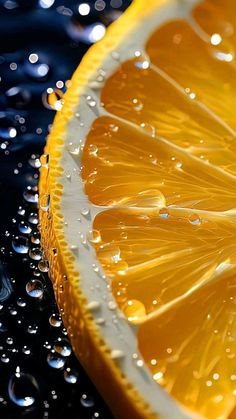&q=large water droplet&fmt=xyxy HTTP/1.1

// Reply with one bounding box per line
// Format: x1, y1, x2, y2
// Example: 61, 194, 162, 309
18, 221, 32, 235
47, 352, 66, 369
23, 186, 38, 204
8, 368, 39, 407
12, 236, 29, 254
26, 279, 44, 298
